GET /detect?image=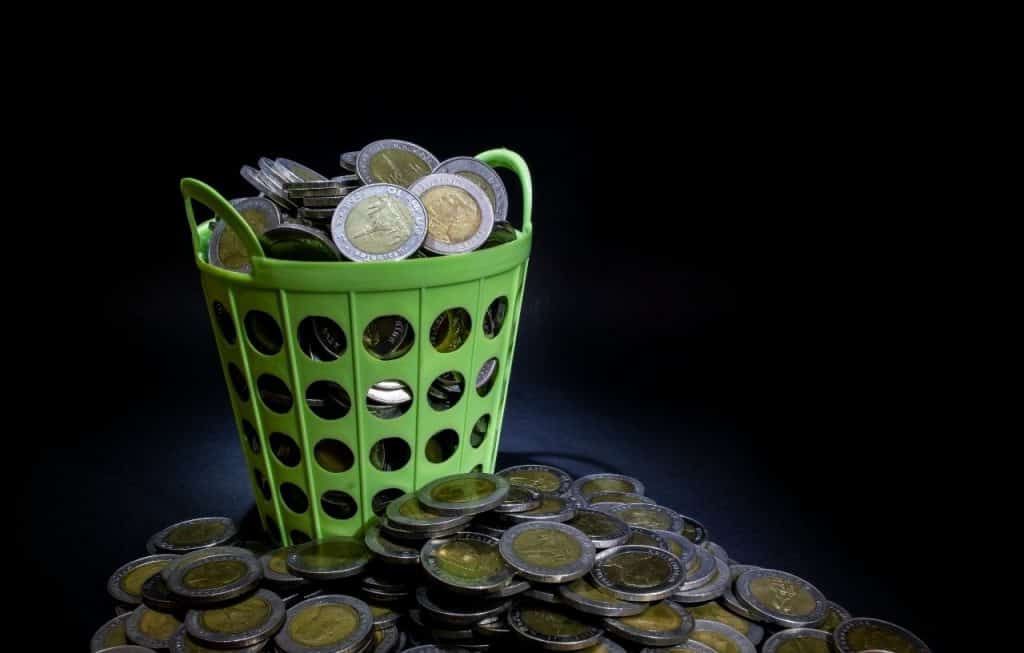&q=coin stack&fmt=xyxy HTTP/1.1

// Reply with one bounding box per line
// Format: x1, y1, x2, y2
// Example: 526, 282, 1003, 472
92, 469, 932, 652
209, 140, 517, 272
